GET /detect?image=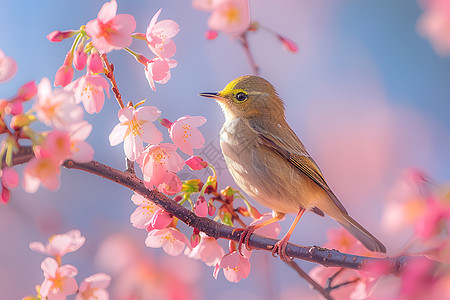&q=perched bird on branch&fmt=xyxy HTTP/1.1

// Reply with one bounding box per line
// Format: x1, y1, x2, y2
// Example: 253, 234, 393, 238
200, 75, 386, 261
